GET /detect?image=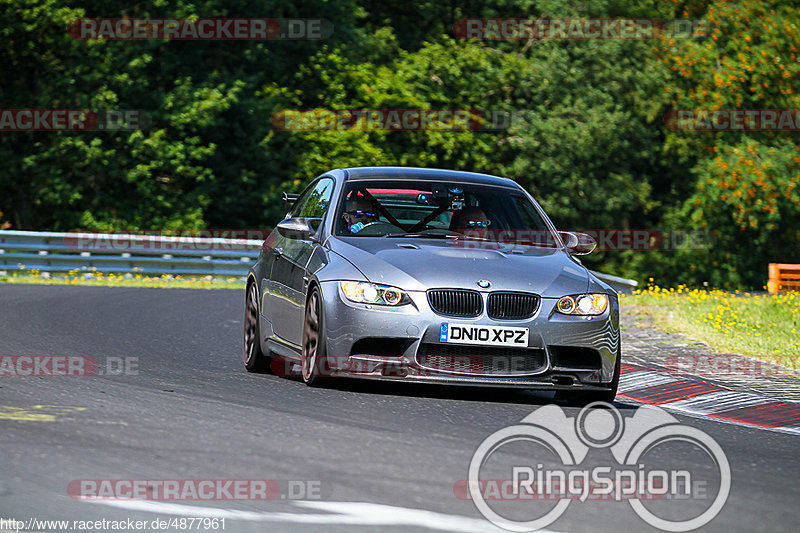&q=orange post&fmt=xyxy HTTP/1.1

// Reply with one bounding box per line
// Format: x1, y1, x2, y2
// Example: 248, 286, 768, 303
768, 263, 800, 294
